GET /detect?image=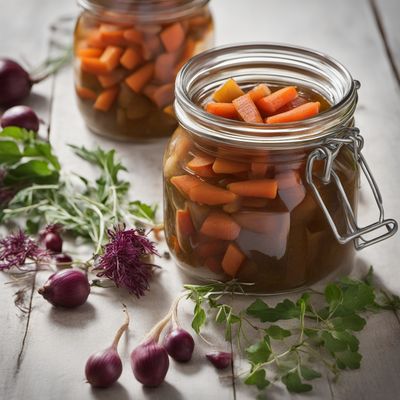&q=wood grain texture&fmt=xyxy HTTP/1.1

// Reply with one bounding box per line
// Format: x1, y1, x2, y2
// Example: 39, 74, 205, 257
1, 0, 400, 399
